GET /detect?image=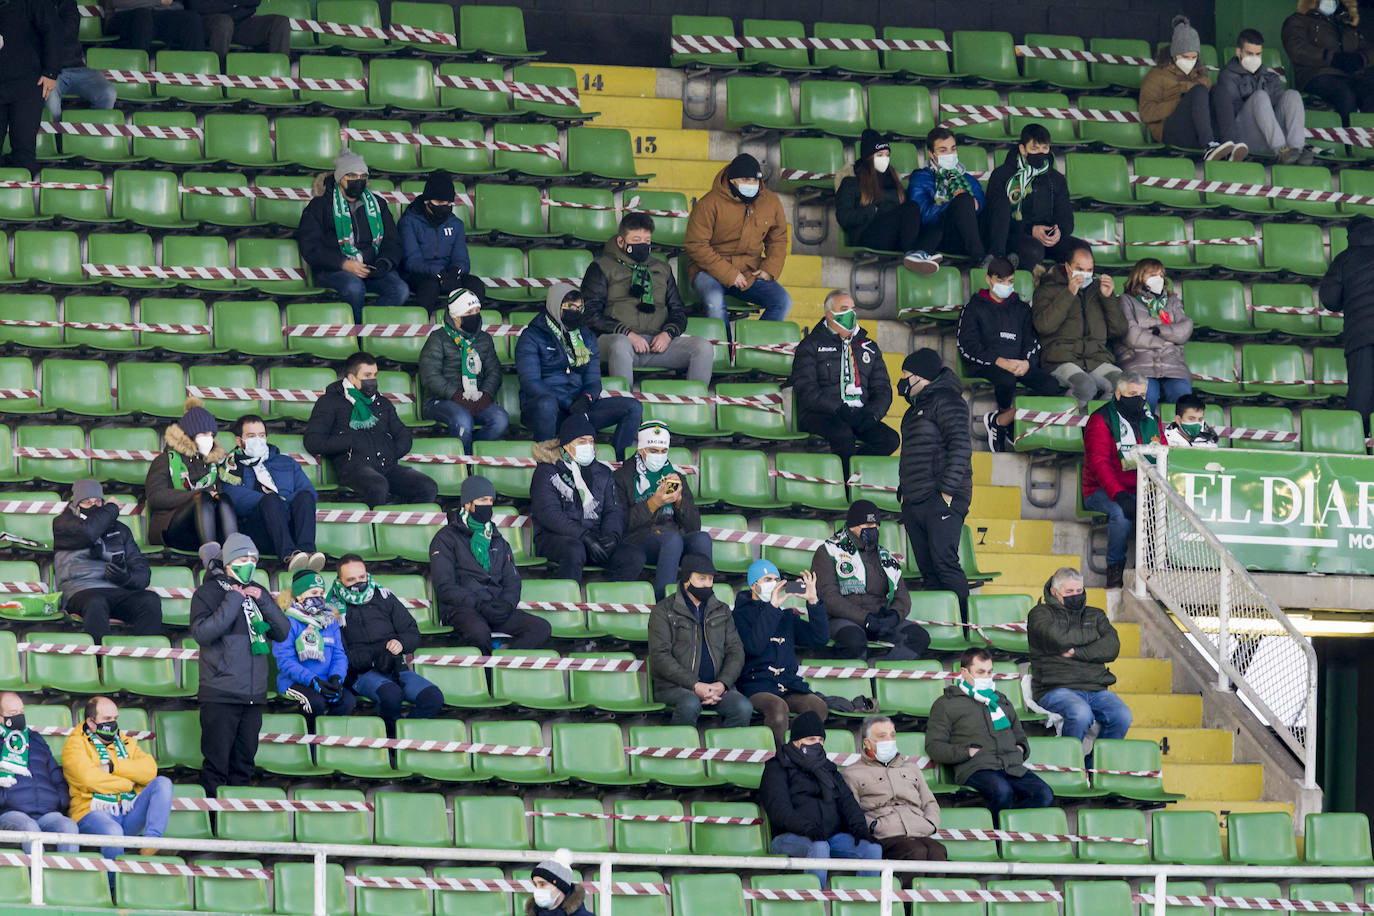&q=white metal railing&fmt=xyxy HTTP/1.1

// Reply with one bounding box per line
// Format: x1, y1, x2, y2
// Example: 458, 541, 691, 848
3, 829, 1373, 916
1133, 444, 1319, 789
